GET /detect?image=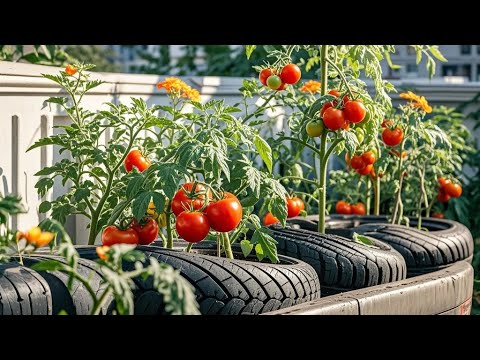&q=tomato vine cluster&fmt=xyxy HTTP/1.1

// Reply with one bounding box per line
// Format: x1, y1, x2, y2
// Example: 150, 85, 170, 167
259, 63, 302, 91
